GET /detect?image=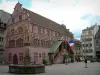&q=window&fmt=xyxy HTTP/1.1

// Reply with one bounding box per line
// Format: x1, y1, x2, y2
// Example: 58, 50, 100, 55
82, 44, 84, 47
43, 28, 45, 34
79, 48, 80, 50
44, 28, 47, 34
41, 40, 44, 46
41, 40, 45, 47
89, 43, 92, 47
55, 32, 58, 37
89, 49, 93, 53
88, 30, 92, 35
0, 23, 4, 28
88, 38, 92, 41
86, 50, 88, 53
83, 50, 84, 53
27, 36, 29, 42
96, 40, 98, 43
53, 31, 55, 37
33, 26, 38, 33
42, 53, 45, 59
34, 38, 38, 46
48, 41, 50, 47
44, 41, 46, 47
34, 53, 38, 63
16, 38, 23, 47
0, 45, 3, 48
86, 44, 88, 47
39, 53, 41, 57
0, 37, 3, 41
9, 40, 15, 48
19, 15, 22, 20
47, 29, 50, 36
9, 53, 12, 61
37, 39, 40, 46
19, 53, 23, 61
38, 27, 41, 34
46, 41, 50, 47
